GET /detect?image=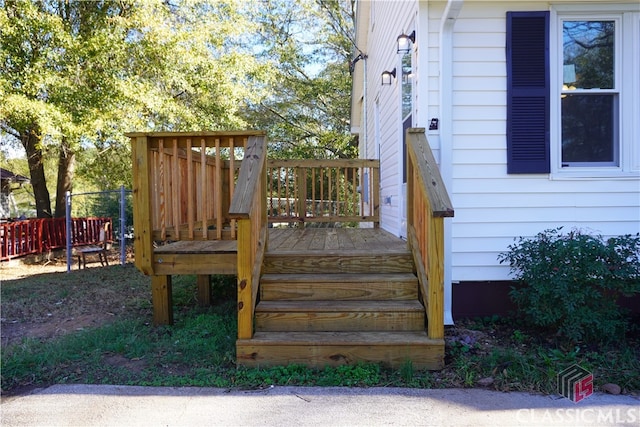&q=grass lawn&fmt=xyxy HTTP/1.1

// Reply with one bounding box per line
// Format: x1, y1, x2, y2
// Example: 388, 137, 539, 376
1, 261, 638, 396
